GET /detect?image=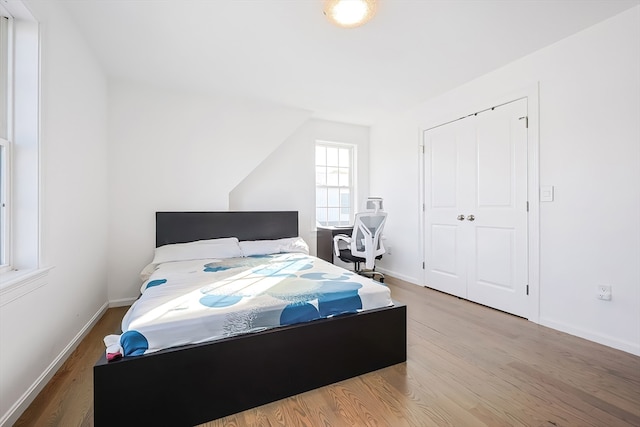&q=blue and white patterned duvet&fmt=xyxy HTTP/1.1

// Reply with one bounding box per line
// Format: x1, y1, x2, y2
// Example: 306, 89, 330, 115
116, 253, 393, 357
